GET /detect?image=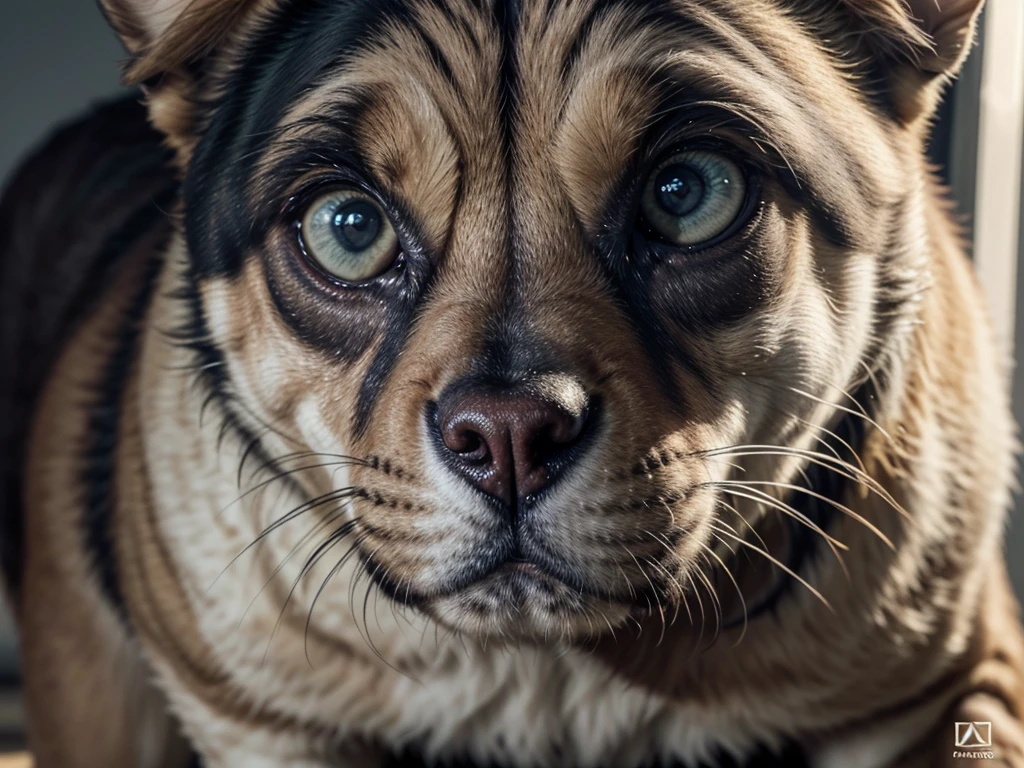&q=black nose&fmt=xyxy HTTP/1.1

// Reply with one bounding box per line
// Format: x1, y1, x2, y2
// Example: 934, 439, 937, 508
432, 380, 595, 509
